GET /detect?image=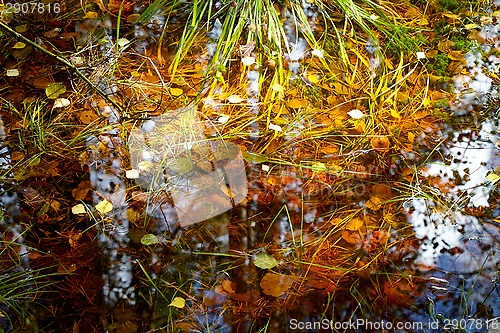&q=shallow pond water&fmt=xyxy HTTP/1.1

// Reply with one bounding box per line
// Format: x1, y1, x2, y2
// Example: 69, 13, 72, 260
0, 1, 500, 332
